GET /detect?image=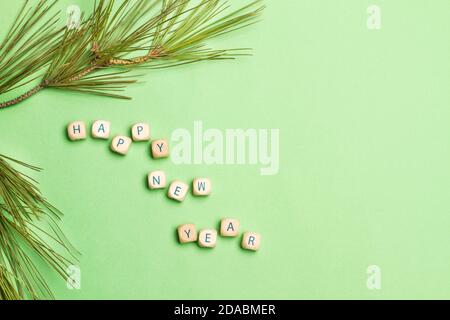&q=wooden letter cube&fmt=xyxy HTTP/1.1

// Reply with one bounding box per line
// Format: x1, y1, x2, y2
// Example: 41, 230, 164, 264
111, 136, 132, 155
67, 121, 86, 141
91, 120, 110, 139
241, 232, 261, 251
192, 178, 212, 196
151, 139, 169, 159
177, 224, 197, 243
131, 123, 150, 141
148, 170, 166, 189
198, 229, 217, 248
167, 180, 189, 202
220, 218, 240, 237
